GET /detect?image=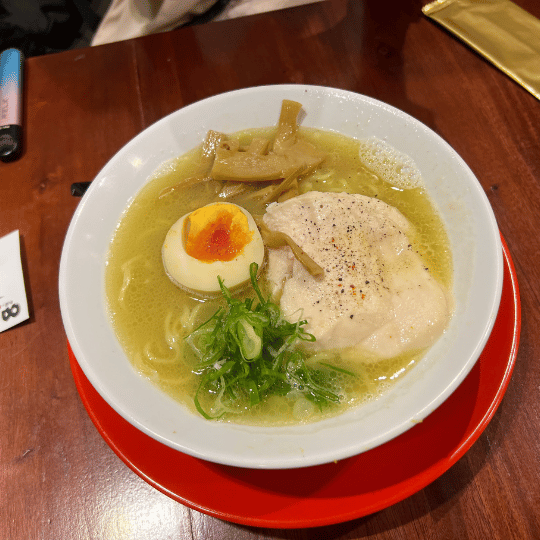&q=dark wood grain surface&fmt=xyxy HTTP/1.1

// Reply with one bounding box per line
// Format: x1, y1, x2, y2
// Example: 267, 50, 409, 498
1, 0, 539, 538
